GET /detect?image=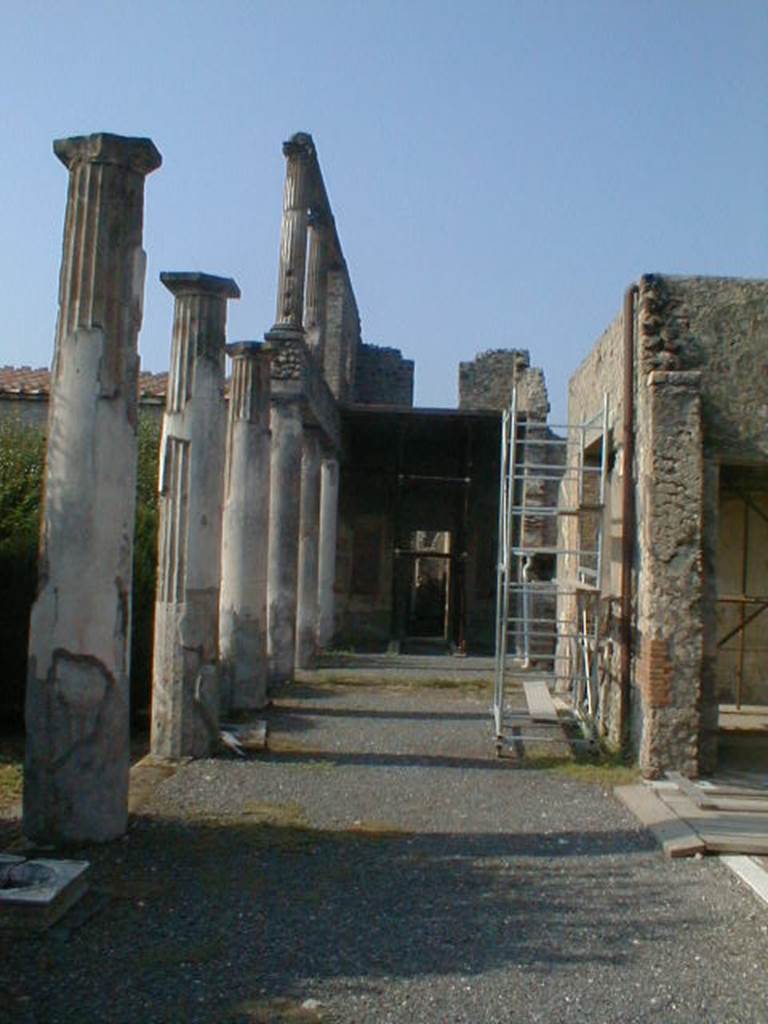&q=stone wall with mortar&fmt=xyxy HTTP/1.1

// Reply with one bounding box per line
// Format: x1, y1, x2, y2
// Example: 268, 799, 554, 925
458, 349, 549, 418
565, 274, 768, 775
353, 343, 414, 407
561, 311, 627, 747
